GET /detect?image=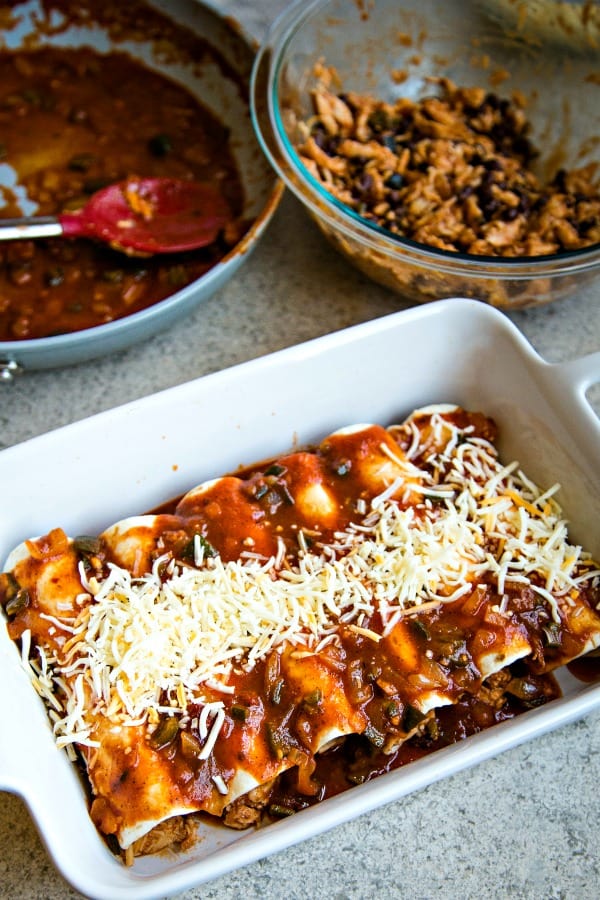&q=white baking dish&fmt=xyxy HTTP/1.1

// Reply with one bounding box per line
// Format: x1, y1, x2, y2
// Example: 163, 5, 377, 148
0, 297, 599, 899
